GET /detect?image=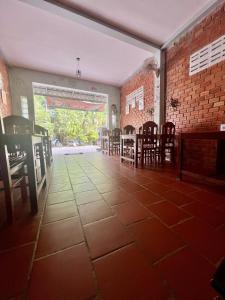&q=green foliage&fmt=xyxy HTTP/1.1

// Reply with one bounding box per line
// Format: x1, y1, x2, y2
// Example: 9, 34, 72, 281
34, 95, 107, 144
